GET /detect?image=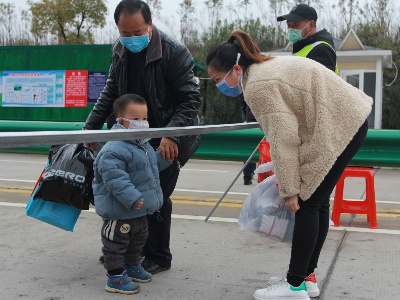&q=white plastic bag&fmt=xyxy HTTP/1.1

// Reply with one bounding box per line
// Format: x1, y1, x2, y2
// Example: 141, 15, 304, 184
238, 163, 295, 241
254, 161, 274, 174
